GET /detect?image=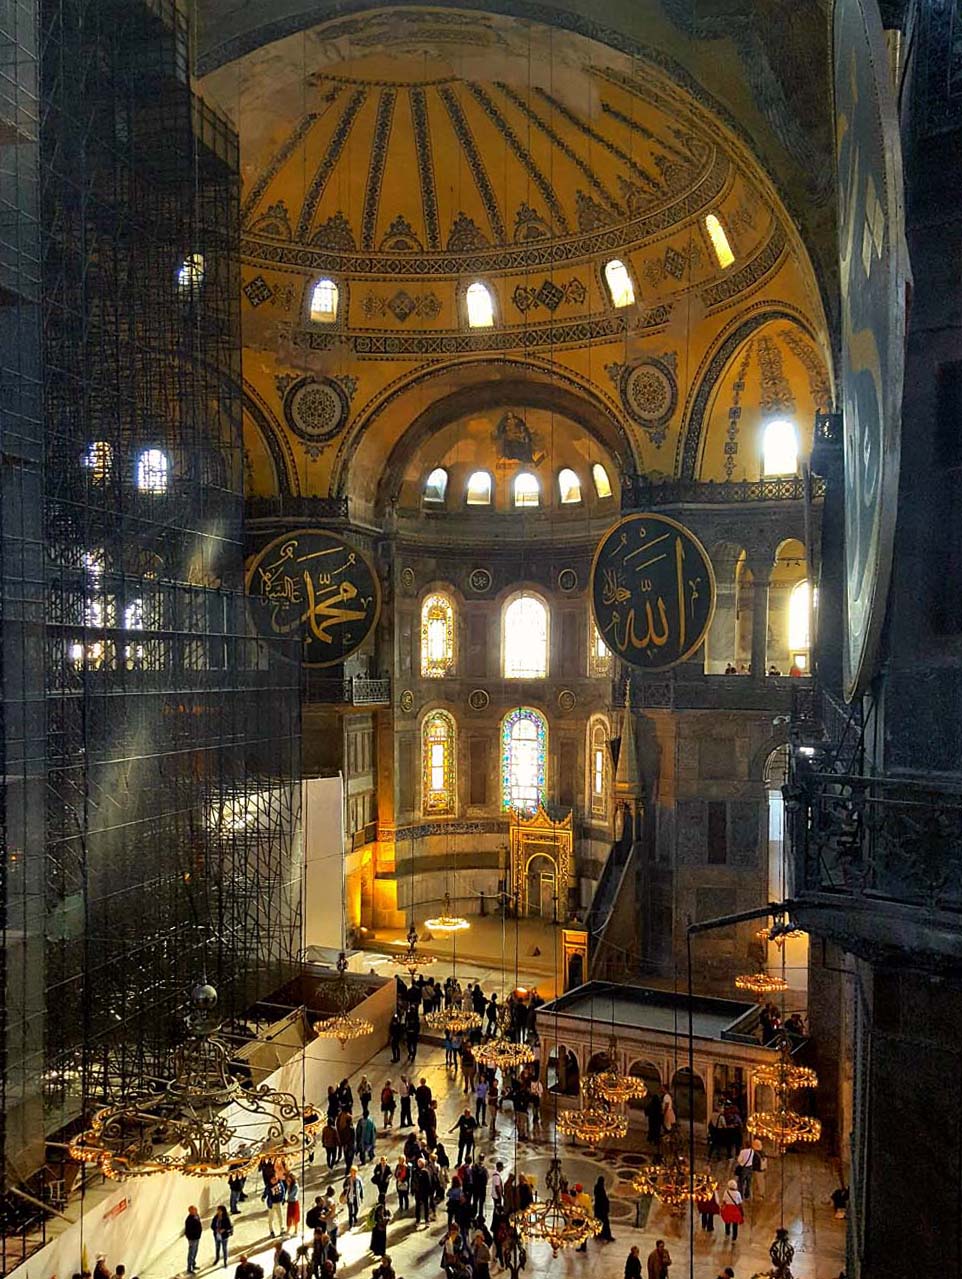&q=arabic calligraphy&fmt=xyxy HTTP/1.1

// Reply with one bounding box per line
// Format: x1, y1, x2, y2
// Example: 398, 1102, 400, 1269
590, 514, 715, 671
245, 529, 381, 668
